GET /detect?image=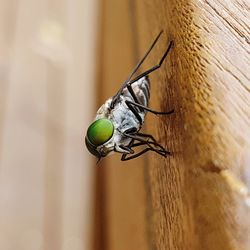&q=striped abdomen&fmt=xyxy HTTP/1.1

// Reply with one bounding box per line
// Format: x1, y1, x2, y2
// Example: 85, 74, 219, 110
113, 76, 150, 131
122, 76, 150, 108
